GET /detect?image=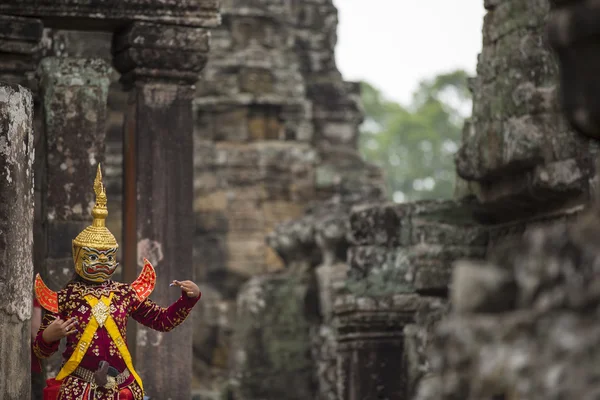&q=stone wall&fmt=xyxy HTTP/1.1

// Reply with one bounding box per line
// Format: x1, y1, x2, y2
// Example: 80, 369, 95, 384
339, 199, 487, 399
455, 0, 594, 224
191, 1, 315, 393
410, 0, 598, 398
417, 210, 600, 399
191, 0, 383, 396
331, 1, 600, 399
230, 186, 385, 400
